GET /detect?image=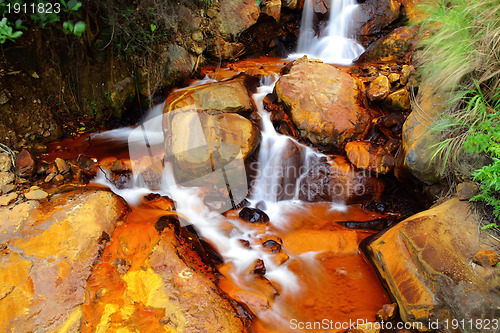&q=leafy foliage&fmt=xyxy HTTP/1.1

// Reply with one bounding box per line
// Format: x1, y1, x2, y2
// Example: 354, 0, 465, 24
0, 16, 22, 42
0, 0, 86, 43
416, 0, 500, 222
95, 1, 174, 59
